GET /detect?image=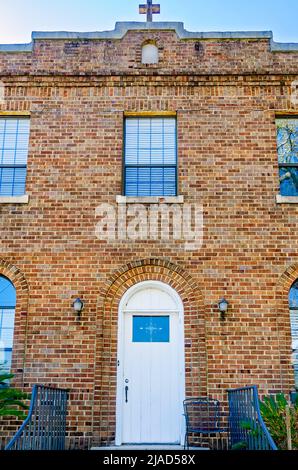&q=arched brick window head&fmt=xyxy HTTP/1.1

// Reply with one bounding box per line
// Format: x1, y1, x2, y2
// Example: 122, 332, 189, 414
289, 280, 298, 389
142, 43, 159, 64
